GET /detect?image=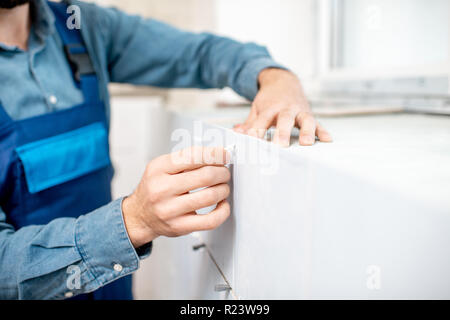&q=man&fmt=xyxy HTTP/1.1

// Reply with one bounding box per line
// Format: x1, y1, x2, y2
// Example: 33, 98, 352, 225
0, 0, 332, 300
